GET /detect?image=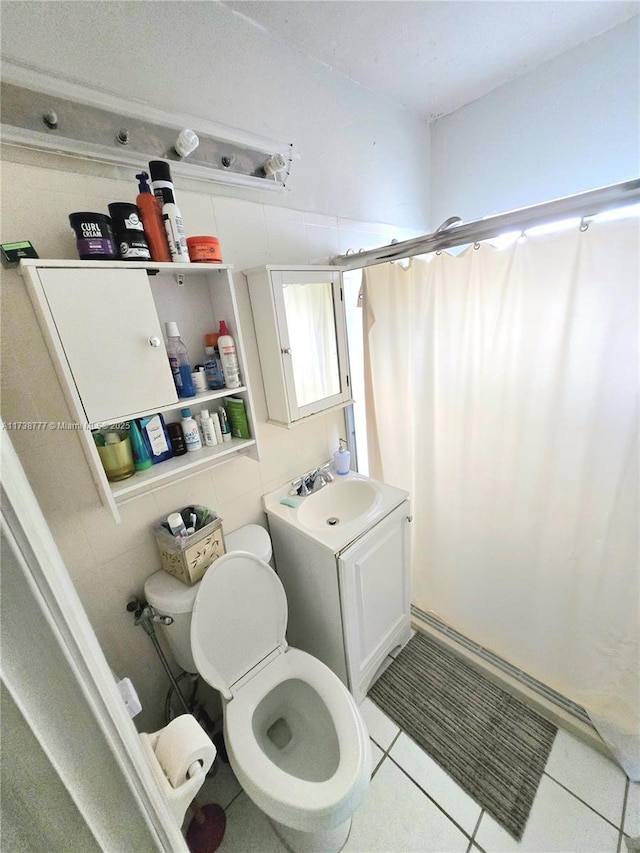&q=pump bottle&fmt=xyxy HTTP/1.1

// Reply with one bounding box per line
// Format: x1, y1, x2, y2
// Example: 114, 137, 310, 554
135, 172, 171, 262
